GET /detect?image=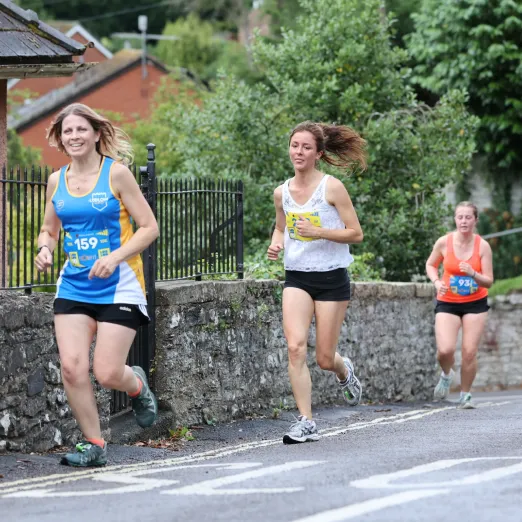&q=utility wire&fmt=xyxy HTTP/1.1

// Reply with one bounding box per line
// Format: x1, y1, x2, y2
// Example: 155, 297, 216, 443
78, 1, 175, 22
